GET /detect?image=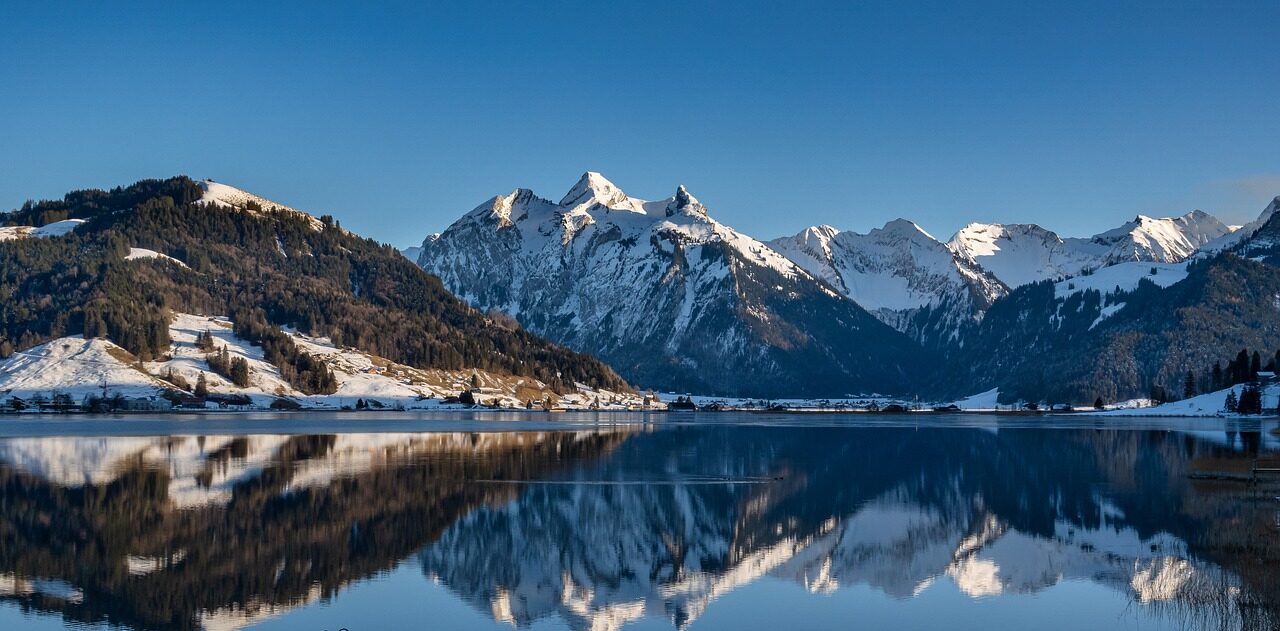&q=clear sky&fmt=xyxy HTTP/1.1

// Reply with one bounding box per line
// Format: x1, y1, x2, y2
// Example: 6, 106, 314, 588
3, 1, 1278, 247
